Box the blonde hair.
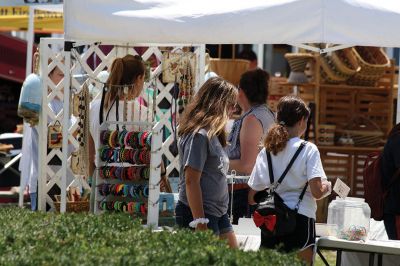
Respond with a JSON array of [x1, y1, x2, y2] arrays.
[[178, 77, 237, 146], [264, 96, 310, 155], [104, 55, 145, 110]]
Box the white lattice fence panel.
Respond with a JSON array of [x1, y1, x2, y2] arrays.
[[39, 39, 204, 212], [38, 38, 69, 211]]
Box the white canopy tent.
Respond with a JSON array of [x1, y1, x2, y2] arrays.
[[64, 0, 400, 122], [65, 0, 400, 48]]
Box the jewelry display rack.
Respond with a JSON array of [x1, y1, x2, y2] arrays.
[[94, 121, 163, 227]]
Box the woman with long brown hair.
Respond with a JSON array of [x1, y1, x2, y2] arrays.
[[89, 54, 147, 178], [175, 77, 238, 248], [248, 96, 331, 265]]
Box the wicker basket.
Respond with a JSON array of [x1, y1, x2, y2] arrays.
[[284, 53, 313, 83], [347, 47, 390, 86], [320, 48, 360, 84], [54, 200, 90, 212], [335, 116, 384, 147], [209, 58, 249, 86]]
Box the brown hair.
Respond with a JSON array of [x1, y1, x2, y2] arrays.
[[239, 68, 269, 105], [104, 54, 145, 110], [178, 77, 237, 146], [264, 96, 310, 155]]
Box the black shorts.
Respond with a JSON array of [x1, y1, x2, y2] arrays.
[[260, 213, 315, 253]]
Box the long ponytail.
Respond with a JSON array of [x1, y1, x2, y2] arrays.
[[264, 96, 310, 155], [103, 55, 145, 111]]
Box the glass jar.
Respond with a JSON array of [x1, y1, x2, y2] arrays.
[[327, 197, 371, 241]]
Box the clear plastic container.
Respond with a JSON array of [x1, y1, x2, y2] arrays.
[[17, 73, 42, 126], [327, 197, 371, 241]]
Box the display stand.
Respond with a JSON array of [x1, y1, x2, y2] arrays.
[[37, 38, 204, 213], [94, 121, 163, 227]]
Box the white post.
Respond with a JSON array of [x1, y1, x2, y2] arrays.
[[397, 52, 400, 124], [147, 122, 163, 228], [198, 44, 206, 87], [60, 47, 71, 213], [257, 44, 264, 69], [265, 44, 273, 74], [38, 40, 48, 211], [26, 6, 35, 77]]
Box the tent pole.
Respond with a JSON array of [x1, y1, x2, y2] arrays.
[[257, 44, 264, 69], [397, 52, 400, 124], [26, 6, 35, 77]]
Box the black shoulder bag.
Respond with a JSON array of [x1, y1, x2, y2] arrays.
[[253, 141, 308, 237]]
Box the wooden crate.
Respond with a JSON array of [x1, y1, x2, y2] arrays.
[[298, 85, 316, 104], [319, 85, 392, 135], [268, 77, 317, 112], [352, 153, 369, 197], [267, 77, 293, 112], [320, 150, 352, 184], [355, 89, 392, 134], [316, 146, 382, 222], [319, 86, 355, 129]]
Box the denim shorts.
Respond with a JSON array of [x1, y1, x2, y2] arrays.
[[175, 201, 233, 235]]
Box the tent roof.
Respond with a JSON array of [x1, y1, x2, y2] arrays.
[[65, 0, 400, 47]]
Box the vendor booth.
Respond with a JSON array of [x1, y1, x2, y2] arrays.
[[33, 1, 400, 257]]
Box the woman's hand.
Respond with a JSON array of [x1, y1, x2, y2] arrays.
[[309, 177, 331, 200]]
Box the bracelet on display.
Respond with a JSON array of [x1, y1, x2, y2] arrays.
[[189, 218, 209, 228]]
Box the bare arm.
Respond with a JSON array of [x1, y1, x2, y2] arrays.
[[309, 177, 330, 200], [185, 166, 207, 230], [229, 115, 263, 174]]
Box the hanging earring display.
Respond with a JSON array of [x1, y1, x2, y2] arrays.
[[178, 61, 193, 114], [72, 92, 80, 117], [48, 120, 63, 148], [162, 51, 196, 85], [71, 82, 90, 176]]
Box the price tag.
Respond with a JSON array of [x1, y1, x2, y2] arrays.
[[333, 178, 350, 198]]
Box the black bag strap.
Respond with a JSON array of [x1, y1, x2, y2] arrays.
[[266, 141, 307, 187], [266, 141, 308, 211], [295, 182, 309, 211]]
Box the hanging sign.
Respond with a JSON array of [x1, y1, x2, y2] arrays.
[[48, 120, 63, 148]]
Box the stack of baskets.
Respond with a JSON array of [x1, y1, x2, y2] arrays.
[[347, 46, 391, 86], [284, 53, 313, 83], [54, 200, 90, 212], [319, 46, 390, 86], [320, 48, 360, 84], [54, 194, 90, 212]]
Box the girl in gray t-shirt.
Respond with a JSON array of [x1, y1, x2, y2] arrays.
[[175, 77, 238, 248]]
